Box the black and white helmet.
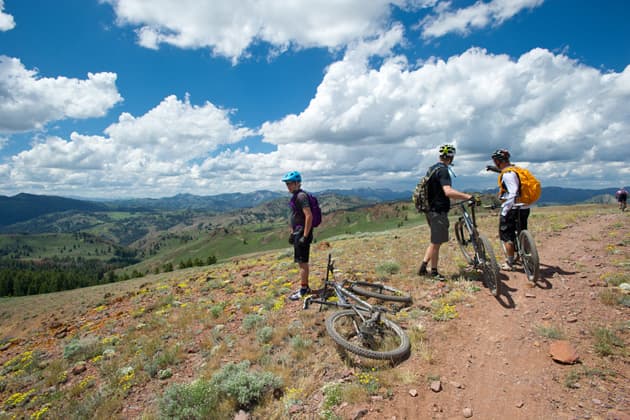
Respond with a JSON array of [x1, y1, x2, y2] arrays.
[[439, 144, 456, 158], [491, 149, 511, 162]]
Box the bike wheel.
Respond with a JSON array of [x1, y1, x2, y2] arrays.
[[518, 230, 540, 283], [454, 219, 474, 265], [348, 281, 412, 304], [478, 235, 501, 296], [325, 309, 410, 361]]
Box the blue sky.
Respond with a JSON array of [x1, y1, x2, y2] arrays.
[[0, 0, 629, 198]]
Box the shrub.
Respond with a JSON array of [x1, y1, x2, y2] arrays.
[[63, 337, 104, 362], [593, 327, 625, 357], [210, 361, 283, 408], [321, 382, 343, 409], [209, 304, 224, 319], [256, 326, 274, 344], [290, 334, 312, 351], [535, 325, 565, 340], [145, 346, 180, 378], [242, 313, 265, 331], [601, 272, 630, 287], [159, 379, 219, 420], [376, 261, 400, 275]]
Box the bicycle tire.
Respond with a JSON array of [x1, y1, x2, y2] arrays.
[[478, 235, 501, 296], [518, 230, 540, 283], [325, 309, 410, 361], [348, 281, 412, 304], [454, 219, 475, 265]]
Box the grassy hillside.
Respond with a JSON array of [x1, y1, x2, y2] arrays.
[[0, 204, 626, 419]]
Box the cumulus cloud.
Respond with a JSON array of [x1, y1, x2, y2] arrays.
[[6, 95, 256, 197], [0, 0, 15, 31], [0, 56, 123, 134], [260, 39, 630, 189], [104, 94, 252, 160], [4, 39, 630, 196], [101, 0, 415, 63], [419, 0, 544, 39]]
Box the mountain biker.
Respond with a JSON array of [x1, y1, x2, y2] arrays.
[[491, 149, 529, 271], [282, 170, 314, 300], [615, 187, 628, 211], [418, 144, 474, 280]]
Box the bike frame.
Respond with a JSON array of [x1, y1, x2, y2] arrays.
[[455, 201, 484, 265], [510, 203, 527, 253], [304, 255, 386, 318]]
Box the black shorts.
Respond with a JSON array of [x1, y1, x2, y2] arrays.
[[499, 208, 530, 243], [293, 231, 313, 263]]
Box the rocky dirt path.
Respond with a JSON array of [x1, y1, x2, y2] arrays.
[[338, 212, 629, 420]]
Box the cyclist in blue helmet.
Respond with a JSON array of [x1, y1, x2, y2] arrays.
[[418, 144, 473, 280], [282, 170, 313, 300], [281, 171, 302, 183]]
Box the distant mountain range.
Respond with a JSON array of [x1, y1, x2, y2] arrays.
[[0, 186, 625, 228]]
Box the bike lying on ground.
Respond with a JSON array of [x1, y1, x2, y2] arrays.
[[500, 203, 540, 283], [453, 199, 501, 296], [303, 254, 411, 362]]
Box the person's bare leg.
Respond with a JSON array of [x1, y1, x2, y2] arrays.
[[298, 262, 309, 288], [423, 243, 441, 270]]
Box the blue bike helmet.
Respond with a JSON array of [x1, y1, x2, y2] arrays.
[[281, 171, 302, 183]]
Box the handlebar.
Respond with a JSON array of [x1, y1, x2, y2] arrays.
[[451, 197, 481, 209]]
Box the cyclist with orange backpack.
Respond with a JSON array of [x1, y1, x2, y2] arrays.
[[491, 149, 540, 271]]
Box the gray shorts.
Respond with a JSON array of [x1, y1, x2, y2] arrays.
[[427, 211, 449, 244]]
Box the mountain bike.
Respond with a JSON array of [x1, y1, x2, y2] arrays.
[[303, 254, 411, 361], [453, 199, 501, 296], [500, 203, 540, 283]]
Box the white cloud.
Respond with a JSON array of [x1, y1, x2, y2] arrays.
[[5, 95, 256, 197], [0, 56, 123, 134], [104, 94, 253, 160], [101, 0, 414, 63], [0, 0, 15, 31], [419, 0, 544, 39], [4, 41, 630, 196], [260, 41, 630, 189]]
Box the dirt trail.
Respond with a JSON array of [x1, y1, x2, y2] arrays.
[[339, 212, 629, 420]]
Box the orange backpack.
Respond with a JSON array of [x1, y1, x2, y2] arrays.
[[499, 166, 541, 205]]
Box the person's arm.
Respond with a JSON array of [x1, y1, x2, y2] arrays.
[[443, 185, 472, 201], [302, 206, 313, 237], [501, 171, 519, 216]]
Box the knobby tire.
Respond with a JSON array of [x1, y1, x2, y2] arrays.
[[454, 219, 474, 265], [518, 230, 540, 283], [479, 235, 501, 296], [348, 282, 413, 304], [325, 309, 410, 361]]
